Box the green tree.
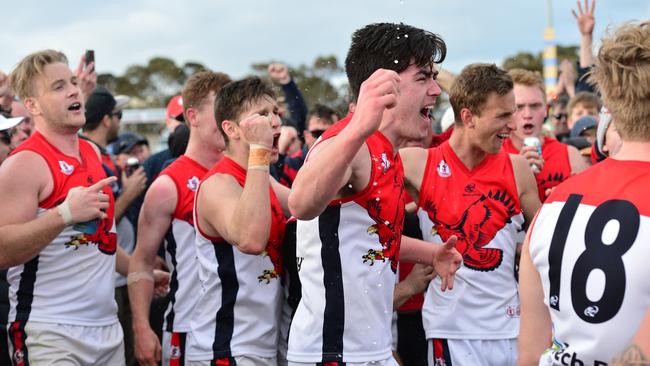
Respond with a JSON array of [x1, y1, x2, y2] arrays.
[[502, 45, 579, 73], [97, 57, 207, 108]]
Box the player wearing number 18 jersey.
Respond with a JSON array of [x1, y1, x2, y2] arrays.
[[518, 21, 650, 365]]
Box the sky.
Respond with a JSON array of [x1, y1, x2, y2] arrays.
[[1, 0, 648, 80]]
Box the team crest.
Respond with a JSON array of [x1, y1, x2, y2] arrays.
[[59, 160, 74, 175], [187, 176, 200, 191], [169, 345, 181, 359], [437, 160, 451, 178]]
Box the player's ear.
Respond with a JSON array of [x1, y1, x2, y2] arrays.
[[221, 119, 239, 140], [460, 108, 475, 129]]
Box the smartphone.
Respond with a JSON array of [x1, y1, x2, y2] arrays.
[[85, 50, 95, 70], [125, 157, 140, 177]]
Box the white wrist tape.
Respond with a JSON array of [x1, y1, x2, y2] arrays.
[[127, 271, 154, 285], [249, 143, 271, 151], [57, 201, 74, 226]]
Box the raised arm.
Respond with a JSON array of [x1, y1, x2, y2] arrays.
[[268, 63, 308, 133], [572, 0, 596, 68], [0, 151, 115, 269], [289, 69, 400, 219], [128, 175, 177, 366], [199, 114, 276, 254]]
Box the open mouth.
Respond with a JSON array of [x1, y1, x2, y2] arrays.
[[522, 123, 535, 134], [420, 106, 433, 121], [272, 133, 280, 150], [68, 102, 82, 112], [497, 132, 510, 140]]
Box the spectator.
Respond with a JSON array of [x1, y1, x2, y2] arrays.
[[570, 115, 597, 144], [83, 86, 129, 175], [566, 91, 601, 131], [573, 0, 597, 94], [0, 114, 22, 164], [401, 63, 540, 366], [0, 112, 23, 365], [519, 20, 650, 365], [0, 71, 14, 114], [143, 95, 185, 184], [549, 94, 570, 140], [277, 104, 339, 187], [267, 63, 308, 137], [83, 88, 146, 365], [113, 131, 150, 166], [0, 112, 26, 159], [10, 100, 34, 138]]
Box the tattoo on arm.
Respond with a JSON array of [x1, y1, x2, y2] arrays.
[[610, 345, 650, 366]]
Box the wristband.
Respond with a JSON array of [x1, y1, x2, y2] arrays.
[[127, 271, 154, 285], [249, 145, 271, 169], [57, 201, 74, 226]]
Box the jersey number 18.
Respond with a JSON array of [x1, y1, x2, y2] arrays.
[[547, 194, 639, 324]]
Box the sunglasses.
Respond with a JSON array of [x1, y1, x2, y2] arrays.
[[553, 113, 568, 120], [111, 110, 123, 119], [309, 129, 326, 138]]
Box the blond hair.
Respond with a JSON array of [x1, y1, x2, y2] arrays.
[[9, 50, 68, 100], [590, 21, 650, 140], [509, 68, 546, 101]]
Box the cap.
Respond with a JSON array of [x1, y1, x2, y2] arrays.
[[596, 107, 612, 156], [570, 115, 598, 139], [166, 95, 184, 121], [110, 131, 148, 155], [85, 86, 117, 126], [0, 113, 23, 131], [114, 95, 131, 111]]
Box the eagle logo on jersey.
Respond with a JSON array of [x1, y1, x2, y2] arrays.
[[59, 160, 74, 175], [257, 202, 285, 283], [423, 189, 517, 272], [364, 181, 405, 273], [63, 218, 117, 255], [64, 234, 91, 249]]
